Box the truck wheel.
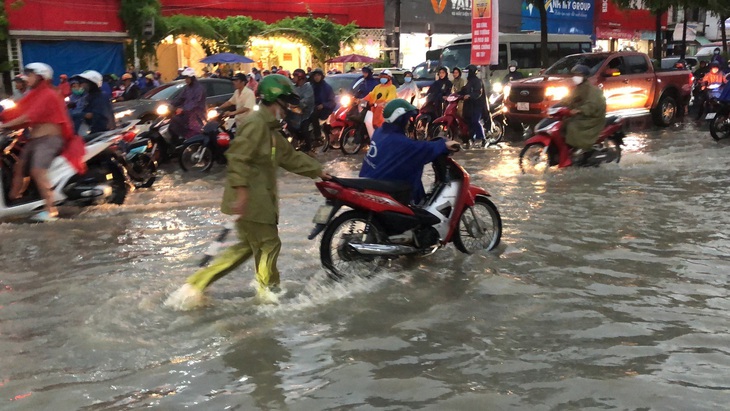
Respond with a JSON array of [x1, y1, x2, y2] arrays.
[[652, 96, 677, 127]]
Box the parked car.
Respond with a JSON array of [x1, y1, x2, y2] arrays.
[[113, 78, 235, 126], [504, 52, 694, 127]]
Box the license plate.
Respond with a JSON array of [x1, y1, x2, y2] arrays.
[[312, 205, 333, 224], [705, 113, 716, 120], [517, 102, 530, 111]]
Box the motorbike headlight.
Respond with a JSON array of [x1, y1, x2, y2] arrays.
[[156, 104, 170, 116], [545, 86, 570, 101], [340, 95, 352, 107], [0, 99, 16, 110], [207, 108, 218, 120], [503, 85, 511, 99], [114, 109, 134, 120], [492, 82, 503, 93]]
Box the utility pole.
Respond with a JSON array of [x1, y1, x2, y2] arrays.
[[394, 0, 401, 67]]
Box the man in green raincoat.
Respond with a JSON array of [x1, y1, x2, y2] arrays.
[[166, 74, 329, 309], [555, 64, 607, 167]]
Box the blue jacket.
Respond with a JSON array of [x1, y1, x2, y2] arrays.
[[353, 75, 379, 99], [359, 123, 449, 204], [719, 84, 730, 102], [84, 90, 115, 133], [311, 79, 336, 118]]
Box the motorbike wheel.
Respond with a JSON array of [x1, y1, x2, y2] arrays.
[[340, 126, 365, 155], [326, 126, 342, 151], [604, 138, 623, 163], [101, 156, 128, 205], [427, 124, 455, 141], [519, 142, 551, 174], [709, 112, 730, 141], [414, 116, 432, 141], [484, 120, 505, 146], [320, 210, 386, 281], [453, 195, 502, 254], [179, 143, 213, 172], [128, 153, 157, 188]]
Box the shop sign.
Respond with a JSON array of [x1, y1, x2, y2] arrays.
[[8, 0, 125, 33], [521, 0, 594, 35], [471, 0, 499, 65]]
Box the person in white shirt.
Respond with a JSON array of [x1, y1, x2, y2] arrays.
[[218, 72, 256, 128]]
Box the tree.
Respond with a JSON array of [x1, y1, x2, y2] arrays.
[[707, 0, 729, 54]]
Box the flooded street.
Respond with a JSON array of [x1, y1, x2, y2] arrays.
[[1, 120, 729, 409]]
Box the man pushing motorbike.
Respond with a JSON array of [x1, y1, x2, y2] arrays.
[[360, 99, 460, 204], [552, 64, 606, 168], [0, 63, 85, 222], [165, 74, 330, 309]]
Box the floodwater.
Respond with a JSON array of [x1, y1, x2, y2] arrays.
[[1, 119, 729, 410]]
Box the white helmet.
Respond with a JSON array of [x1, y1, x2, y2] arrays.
[[380, 69, 392, 77], [77, 70, 103, 88], [24, 62, 54, 80], [181, 67, 196, 77]]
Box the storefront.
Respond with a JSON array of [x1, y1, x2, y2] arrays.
[[5, 0, 126, 83], [594, 0, 666, 55]]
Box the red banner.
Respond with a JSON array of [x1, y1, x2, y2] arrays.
[[471, 0, 498, 65], [6, 0, 125, 33], [594, 0, 667, 39]]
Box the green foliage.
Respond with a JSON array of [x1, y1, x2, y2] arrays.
[[269, 16, 358, 63]]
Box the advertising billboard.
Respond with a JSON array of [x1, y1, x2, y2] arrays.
[[385, 0, 521, 34], [7, 0, 125, 34], [520, 0, 594, 35]]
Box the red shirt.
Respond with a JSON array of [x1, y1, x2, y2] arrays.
[[2, 81, 86, 173]]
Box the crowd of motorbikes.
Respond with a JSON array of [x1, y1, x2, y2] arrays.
[[691, 77, 730, 141]]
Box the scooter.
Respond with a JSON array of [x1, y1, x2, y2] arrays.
[[518, 105, 625, 174], [339, 99, 373, 155], [408, 93, 441, 141], [484, 86, 507, 146], [112, 126, 157, 188], [0, 123, 136, 220], [322, 94, 356, 151], [308, 147, 502, 280], [708, 99, 730, 141], [179, 108, 235, 172], [428, 93, 471, 143]]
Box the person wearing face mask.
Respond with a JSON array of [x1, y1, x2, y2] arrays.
[[460, 64, 487, 147], [710, 48, 727, 73], [165, 74, 330, 309], [73, 70, 114, 134], [67, 79, 89, 133], [363, 70, 398, 132], [353, 66, 379, 99], [554, 64, 606, 168], [396, 70, 419, 104], [503, 60, 525, 83]]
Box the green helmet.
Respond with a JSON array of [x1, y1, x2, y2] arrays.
[[383, 99, 417, 123], [257, 74, 300, 104]]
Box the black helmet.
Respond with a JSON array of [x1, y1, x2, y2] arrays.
[[571, 64, 591, 77], [361, 66, 373, 75], [465, 64, 478, 73], [509, 60, 518, 68], [311, 68, 325, 77], [710, 61, 720, 68]]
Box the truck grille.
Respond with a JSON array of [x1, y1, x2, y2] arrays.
[[509, 87, 545, 103]]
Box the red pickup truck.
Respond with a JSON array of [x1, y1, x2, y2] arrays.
[[503, 52, 693, 127]]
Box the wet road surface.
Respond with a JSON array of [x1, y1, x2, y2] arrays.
[[1, 119, 729, 409]]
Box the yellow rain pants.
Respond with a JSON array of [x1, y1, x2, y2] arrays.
[[186, 220, 281, 293]]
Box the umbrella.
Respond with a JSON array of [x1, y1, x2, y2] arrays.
[[325, 54, 382, 63], [200, 52, 254, 64]]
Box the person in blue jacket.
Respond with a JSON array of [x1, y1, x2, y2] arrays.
[[353, 66, 379, 99], [309, 68, 336, 143], [359, 99, 460, 204]]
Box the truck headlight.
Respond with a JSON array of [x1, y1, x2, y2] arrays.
[[503, 85, 511, 99], [492, 82, 503, 93], [545, 86, 569, 101]]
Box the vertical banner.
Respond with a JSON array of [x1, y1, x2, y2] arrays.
[[471, 0, 499, 65]]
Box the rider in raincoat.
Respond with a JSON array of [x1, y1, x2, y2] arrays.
[[167, 74, 329, 308]]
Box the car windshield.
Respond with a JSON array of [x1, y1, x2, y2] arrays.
[[544, 55, 608, 76], [439, 45, 471, 72], [325, 76, 359, 94], [142, 82, 185, 100]]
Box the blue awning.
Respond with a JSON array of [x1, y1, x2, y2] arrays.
[[21, 40, 124, 84]]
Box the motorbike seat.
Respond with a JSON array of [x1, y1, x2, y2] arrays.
[[604, 116, 620, 126], [333, 177, 412, 205]]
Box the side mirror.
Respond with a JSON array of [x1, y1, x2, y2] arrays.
[[602, 68, 620, 77]]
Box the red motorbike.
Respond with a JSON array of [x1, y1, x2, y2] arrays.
[[518, 106, 625, 174], [307, 150, 502, 280], [321, 94, 356, 151], [408, 94, 441, 141], [428, 93, 470, 143]]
